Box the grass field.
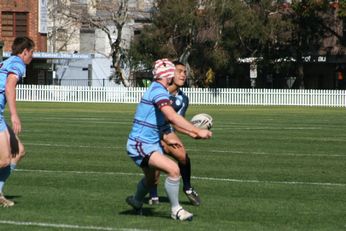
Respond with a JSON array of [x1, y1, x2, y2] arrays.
[[1, 102, 346, 231]]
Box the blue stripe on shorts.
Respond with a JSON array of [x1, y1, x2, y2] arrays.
[[126, 137, 163, 167]]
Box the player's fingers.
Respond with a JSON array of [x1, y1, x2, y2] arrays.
[[172, 143, 182, 148], [175, 143, 182, 148], [14, 123, 21, 135]]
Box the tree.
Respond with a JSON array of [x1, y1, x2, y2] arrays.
[[267, 0, 346, 89], [211, 0, 346, 89], [130, 0, 223, 87], [48, 0, 81, 52], [130, 0, 346, 88], [52, 0, 131, 86], [129, 0, 283, 87]]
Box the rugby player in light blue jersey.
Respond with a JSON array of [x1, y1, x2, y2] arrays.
[[0, 36, 34, 207], [126, 58, 212, 221], [149, 61, 201, 206]]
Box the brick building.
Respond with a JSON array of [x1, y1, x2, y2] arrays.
[[0, 0, 47, 52], [0, 0, 51, 84]]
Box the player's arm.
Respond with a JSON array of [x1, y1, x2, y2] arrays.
[[161, 106, 211, 139], [171, 94, 194, 136], [162, 131, 183, 149], [171, 123, 198, 138], [5, 74, 21, 134]]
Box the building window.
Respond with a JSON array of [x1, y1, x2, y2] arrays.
[[1, 12, 28, 37]]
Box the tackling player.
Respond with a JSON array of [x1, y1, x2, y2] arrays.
[[0, 36, 35, 207], [149, 61, 201, 206], [125, 58, 212, 221]]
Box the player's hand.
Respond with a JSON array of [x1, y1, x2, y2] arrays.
[[195, 129, 212, 139], [163, 132, 183, 148], [11, 114, 22, 135]]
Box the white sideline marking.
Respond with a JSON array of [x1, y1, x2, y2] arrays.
[[25, 142, 119, 149], [24, 142, 346, 157], [16, 169, 346, 187], [191, 176, 346, 187], [17, 169, 143, 177], [0, 220, 150, 231]]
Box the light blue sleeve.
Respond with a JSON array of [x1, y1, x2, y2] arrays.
[[150, 84, 170, 108], [7, 61, 25, 81]]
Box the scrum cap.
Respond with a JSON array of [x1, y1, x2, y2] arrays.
[[152, 58, 175, 79]]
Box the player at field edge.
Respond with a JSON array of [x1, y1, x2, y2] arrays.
[[125, 58, 212, 221], [0, 36, 34, 207], [148, 60, 202, 206]]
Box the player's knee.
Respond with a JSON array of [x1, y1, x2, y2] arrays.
[[178, 155, 187, 165], [178, 153, 190, 165], [18, 145, 26, 158], [168, 164, 180, 178], [171, 149, 187, 164]]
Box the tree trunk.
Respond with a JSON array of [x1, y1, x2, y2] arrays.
[[297, 63, 305, 89]]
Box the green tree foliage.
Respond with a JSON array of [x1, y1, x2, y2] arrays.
[[129, 0, 197, 66], [130, 0, 346, 88]]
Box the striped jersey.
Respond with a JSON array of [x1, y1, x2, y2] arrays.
[[128, 81, 171, 143], [0, 56, 26, 114]]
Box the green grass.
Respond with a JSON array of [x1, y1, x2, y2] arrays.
[[1, 102, 346, 231]]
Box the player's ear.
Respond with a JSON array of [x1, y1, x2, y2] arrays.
[[22, 48, 28, 56]]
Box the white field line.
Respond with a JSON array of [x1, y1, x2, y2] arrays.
[[24, 142, 346, 157], [0, 220, 150, 231], [16, 169, 346, 187], [24, 116, 337, 130]]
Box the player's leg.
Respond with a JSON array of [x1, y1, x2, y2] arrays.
[[10, 140, 25, 170], [148, 152, 193, 221], [162, 132, 201, 206], [148, 170, 160, 205], [126, 140, 161, 212], [162, 133, 189, 188], [0, 122, 14, 207], [6, 124, 25, 170], [126, 166, 155, 213]]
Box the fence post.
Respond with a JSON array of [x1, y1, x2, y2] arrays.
[[88, 64, 92, 87]]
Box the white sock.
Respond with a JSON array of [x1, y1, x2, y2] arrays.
[[164, 177, 181, 213], [10, 163, 17, 171]]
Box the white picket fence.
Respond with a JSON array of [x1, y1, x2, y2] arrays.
[[16, 84, 346, 107]]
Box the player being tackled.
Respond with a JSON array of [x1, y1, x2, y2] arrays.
[[125, 58, 212, 221], [148, 61, 210, 207]]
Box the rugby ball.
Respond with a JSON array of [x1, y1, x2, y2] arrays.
[[190, 113, 213, 130]]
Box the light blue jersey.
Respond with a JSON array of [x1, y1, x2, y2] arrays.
[[127, 81, 171, 167], [0, 56, 25, 114], [129, 81, 171, 143], [0, 56, 25, 131]]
